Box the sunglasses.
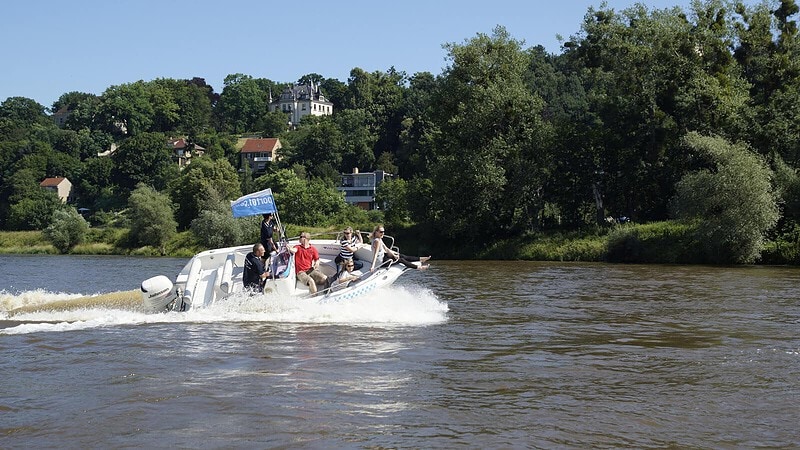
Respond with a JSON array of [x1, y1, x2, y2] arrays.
[[377, 230, 385, 233]]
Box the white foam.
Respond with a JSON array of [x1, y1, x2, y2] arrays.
[[0, 285, 448, 335], [0, 289, 83, 312]]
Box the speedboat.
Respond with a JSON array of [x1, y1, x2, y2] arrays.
[[140, 232, 419, 313], [140, 188, 425, 313]]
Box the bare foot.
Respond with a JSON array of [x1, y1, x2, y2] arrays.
[[420, 256, 431, 263], [418, 264, 429, 270]]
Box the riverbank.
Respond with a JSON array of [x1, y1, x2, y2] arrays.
[[1, 222, 798, 265], [0, 229, 202, 258]]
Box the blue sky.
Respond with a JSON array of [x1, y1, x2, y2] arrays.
[[2, 0, 716, 109]]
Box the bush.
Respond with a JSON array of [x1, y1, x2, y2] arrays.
[[605, 221, 699, 263], [191, 209, 245, 248], [127, 184, 177, 255], [43, 208, 90, 253]]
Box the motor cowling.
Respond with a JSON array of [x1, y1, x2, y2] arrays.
[[141, 275, 177, 313]]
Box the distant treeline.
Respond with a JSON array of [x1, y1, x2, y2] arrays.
[[1, 1, 799, 263]]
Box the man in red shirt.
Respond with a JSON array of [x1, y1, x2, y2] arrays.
[[289, 232, 328, 294]]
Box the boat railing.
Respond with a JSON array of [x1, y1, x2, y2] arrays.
[[308, 257, 398, 298]]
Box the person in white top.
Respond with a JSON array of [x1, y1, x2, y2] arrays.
[[334, 258, 362, 287], [369, 224, 430, 271]]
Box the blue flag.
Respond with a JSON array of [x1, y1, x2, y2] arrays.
[[230, 188, 277, 218]]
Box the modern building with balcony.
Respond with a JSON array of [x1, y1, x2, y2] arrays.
[[337, 168, 392, 210]]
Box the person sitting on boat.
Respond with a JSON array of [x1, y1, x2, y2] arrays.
[[289, 232, 328, 294], [334, 226, 363, 272], [334, 258, 362, 288], [369, 225, 431, 271], [260, 213, 278, 254], [243, 243, 270, 293]]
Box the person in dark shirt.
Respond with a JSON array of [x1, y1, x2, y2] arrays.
[[243, 243, 269, 293], [260, 213, 278, 253]]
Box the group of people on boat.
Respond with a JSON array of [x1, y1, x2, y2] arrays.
[[242, 215, 430, 295]]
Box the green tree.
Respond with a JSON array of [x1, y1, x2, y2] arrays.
[[6, 188, 63, 230], [335, 108, 377, 172], [168, 157, 241, 229], [429, 26, 551, 240], [190, 199, 248, 249], [44, 208, 89, 253], [0, 97, 49, 126], [215, 74, 270, 133], [376, 178, 409, 225], [112, 132, 175, 191], [97, 82, 155, 136], [127, 184, 177, 255], [51, 91, 96, 114], [670, 133, 779, 263], [396, 71, 439, 179], [560, 2, 752, 224], [261, 109, 291, 137], [256, 170, 347, 226], [282, 115, 343, 179], [343, 67, 406, 160]]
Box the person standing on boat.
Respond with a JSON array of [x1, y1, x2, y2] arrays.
[[335, 227, 363, 272], [369, 225, 430, 271], [243, 243, 270, 293], [260, 213, 278, 254], [289, 232, 328, 294]]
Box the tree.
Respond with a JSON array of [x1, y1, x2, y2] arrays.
[[127, 184, 177, 255], [0, 97, 48, 126], [335, 108, 377, 172], [281, 115, 343, 179], [97, 82, 155, 136], [190, 199, 250, 249], [261, 109, 290, 137], [376, 178, 409, 225], [429, 26, 551, 240], [215, 74, 270, 133], [6, 189, 63, 230], [343, 67, 406, 160], [44, 208, 89, 253], [670, 133, 779, 263], [255, 170, 348, 226], [51, 91, 95, 114], [112, 132, 175, 191], [168, 157, 241, 229]]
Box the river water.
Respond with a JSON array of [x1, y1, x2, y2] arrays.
[[1, 255, 798, 448]]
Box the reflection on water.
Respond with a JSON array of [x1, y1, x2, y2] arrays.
[[0, 256, 799, 448]]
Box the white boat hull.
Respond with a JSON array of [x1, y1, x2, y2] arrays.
[[140, 237, 414, 313]]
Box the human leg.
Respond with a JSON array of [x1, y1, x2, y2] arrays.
[[397, 254, 429, 270], [310, 269, 328, 289], [296, 271, 317, 293]]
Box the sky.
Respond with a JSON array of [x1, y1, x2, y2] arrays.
[[1, 0, 708, 110]]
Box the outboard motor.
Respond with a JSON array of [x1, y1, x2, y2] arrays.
[[141, 275, 178, 312]]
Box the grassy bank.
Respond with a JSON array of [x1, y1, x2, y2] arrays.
[[0, 229, 205, 258], [2, 221, 798, 265]]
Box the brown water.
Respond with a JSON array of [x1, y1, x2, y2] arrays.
[[1, 256, 798, 448]]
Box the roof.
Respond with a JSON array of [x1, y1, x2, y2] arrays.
[[240, 138, 281, 154], [168, 138, 205, 151], [40, 177, 68, 187]]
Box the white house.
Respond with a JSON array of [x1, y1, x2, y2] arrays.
[[40, 177, 73, 203], [269, 81, 333, 127]]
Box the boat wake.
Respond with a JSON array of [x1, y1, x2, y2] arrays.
[[0, 285, 448, 335]]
